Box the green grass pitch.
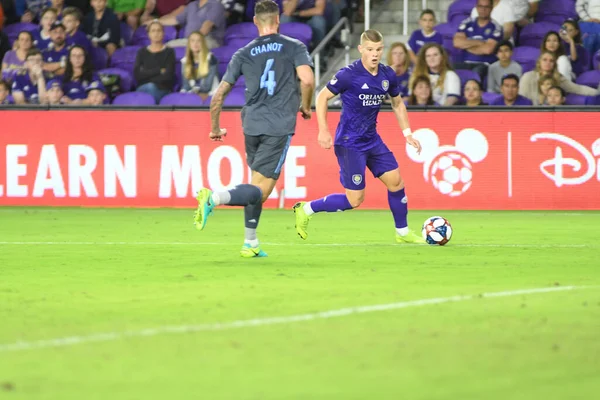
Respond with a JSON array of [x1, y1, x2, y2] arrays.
[[0, 207, 599, 399]]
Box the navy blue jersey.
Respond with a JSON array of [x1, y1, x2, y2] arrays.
[[327, 60, 401, 151]]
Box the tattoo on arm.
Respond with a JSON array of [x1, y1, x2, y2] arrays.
[[210, 81, 232, 130]]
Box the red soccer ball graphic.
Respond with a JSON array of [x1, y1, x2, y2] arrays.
[[429, 151, 473, 197]]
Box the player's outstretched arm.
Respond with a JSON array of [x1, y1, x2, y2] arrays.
[[209, 81, 232, 141], [390, 95, 422, 154], [296, 65, 315, 119], [315, 86, 336, 149]]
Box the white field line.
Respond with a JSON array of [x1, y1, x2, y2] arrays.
[[0, 286, 589, 353], [0, 241, 597, 248]]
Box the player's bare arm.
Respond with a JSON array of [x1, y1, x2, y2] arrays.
[[297, 64, 315, 119], [315, 86, 336, 149], [209, 81, 233, 141], [390, 94, 422, 154]]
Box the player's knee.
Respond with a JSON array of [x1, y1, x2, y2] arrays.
[[388, 177, 405, 192], [346, 192, 364, 208]]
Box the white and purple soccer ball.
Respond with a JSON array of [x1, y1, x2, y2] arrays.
[[422, 216, 453, 246]]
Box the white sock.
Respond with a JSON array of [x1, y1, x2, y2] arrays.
[[303, 202, 315, 216], [396, 227, 409, 236], [210, 193, 221, 206], [244, 238, 259, 248]]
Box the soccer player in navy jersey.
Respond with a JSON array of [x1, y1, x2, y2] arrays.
[[294, 29, 425, 244], [193, 0, 315, 258]]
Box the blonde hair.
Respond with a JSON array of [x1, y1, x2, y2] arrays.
[[535, 50, 561, 81], [411, 43, 452, 91], [387, 42, 410, 70], [538, 74, 558, 94], [360, 29, 383, 44], [184, 31, 210, 80]]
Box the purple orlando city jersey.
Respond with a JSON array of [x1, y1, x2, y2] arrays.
[[327, 60, 400, 152], [63, 73, 102, 100], [457, 17, 502, 64], [11, 72, 41, 103], [408, 29, 443, 56]]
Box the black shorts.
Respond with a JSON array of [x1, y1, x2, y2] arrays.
[[245, 134, 293, 180]]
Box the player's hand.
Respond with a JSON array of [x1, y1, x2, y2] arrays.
[[300, 107, 311, 120], [318, 130, 333, 149], [406, 135, 422, 155], [209, 128, 227, 142]]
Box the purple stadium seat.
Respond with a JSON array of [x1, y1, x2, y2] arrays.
[[455, 69, 480, 92], [226, 37, 254, 48], [519, 22, 561, 48], [202, 95, 212, 105], [112, 92, 156, 106], [120, 22, 133, 46], [585, 94, 600, 105], [447, 0, 476, 27], [3, 22, 38, 45], [224, 22, 259, 42], [90, 46, 109, 70], [565, 94, 591, 105], [435, 23, 462, 63], [109, 46, 142, 75], [131, 25, 177, 46], [212, 46, 239, 76], [159, 93, 204, 106], [575, 70, 600, 88], [97, 68, 134, 92], [512, 46, 540, 73], [234, 75, 245, 88], [223, 88, 246, 106], [482, 92, 501, 104], [280, 22, 312, 47], [593, 50, 600, 70], [174, 46, 186, 61]]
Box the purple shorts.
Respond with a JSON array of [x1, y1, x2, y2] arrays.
[[334, 142, 399, 190]]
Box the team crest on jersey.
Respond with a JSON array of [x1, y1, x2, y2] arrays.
[[485, 28, 491, 35], [382, 80, 389, 91], [330, 75, 338, 85], [352, 174, 363, 185]]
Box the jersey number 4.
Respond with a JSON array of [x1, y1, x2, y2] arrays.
[[260, 58, 277, 96]]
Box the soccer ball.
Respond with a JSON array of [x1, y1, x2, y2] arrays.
[[422, 216, 453, 245], [429, 151, 473, 197]]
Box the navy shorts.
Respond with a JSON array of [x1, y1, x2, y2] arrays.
[[245, 134, 292, 180], [334, 142, 399, 190]]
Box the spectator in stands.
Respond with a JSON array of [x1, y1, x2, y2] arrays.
[[86, 79, 108, 104], [537, 74, 558, 105], [576, 0, 600, 58], [560, 19, 589, 78], [281, 0, 327, 50], [412, 43, 461, 106], [180, 31, 217, 101], [471, 0, 539, 41], [140, 0, 190, 24], [1, 0, 19, 26], [108, 0, 145, 30], [151, 0, 226, 49], [61, 44, 102, 103], [490, 73, 532, 105], [0, 27, 8, 63], [463, 79, 486, 106], [65, 0, 91, 15], [407, 9, 443, 65], [134, 20, 175, 103], [44, 77, 64, 103], [519, 50, 598, 105], [546, 85, 566, 106], [16, 1, 51, 23], [541, 31, 573, 81], [406, 75, 436, 106], [42, 20, 68, 77], [222, 0, 248, 26], [11, 48, 47, 104], [386, 42, 410, 99], [83, 0, 121, 57], [33, 7, 58, 50], [486, 40, 521, 93], [2, 31, 33, 82], [453, 0, 502, 82], [51, 0, 65, 18], [0, 79, 12, 103], [63, 6, 93, 53]]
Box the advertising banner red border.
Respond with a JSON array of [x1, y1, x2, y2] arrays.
[[0, 110, 598, 210]]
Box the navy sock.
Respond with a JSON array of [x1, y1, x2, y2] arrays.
[[388, 188, 408, 229]]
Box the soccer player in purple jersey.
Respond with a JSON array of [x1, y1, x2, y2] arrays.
[[294, 29, 426, 244]]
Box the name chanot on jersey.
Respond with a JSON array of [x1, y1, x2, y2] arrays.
[[250, 42, 284, 56]]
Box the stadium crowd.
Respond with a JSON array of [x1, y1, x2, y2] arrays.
[[0, 0, 599, 106]]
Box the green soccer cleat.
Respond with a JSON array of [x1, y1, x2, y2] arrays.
[[240, 243, 268, 258], [193, 188, 215, 230], [293, 202, 311, 240], [396, 230, 426, 244]]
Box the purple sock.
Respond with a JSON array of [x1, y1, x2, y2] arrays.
[[388, 188, 408, 229], [310, 193, 353, 213]]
